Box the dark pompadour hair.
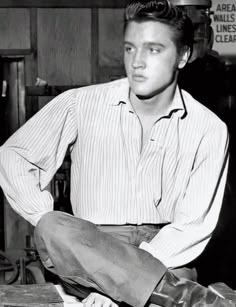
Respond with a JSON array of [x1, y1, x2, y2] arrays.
[[125, 0, 194, 55]]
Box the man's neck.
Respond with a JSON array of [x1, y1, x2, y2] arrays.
[[130, 83, 177, 118]]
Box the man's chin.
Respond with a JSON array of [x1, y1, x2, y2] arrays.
[[132, 91, 158, 100], [130, 84, 159, 100], [131, 86, 167, 100], [131, 88, 154, 100], [136, 93, 155, 100]]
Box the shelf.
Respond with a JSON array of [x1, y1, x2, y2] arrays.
[[26, 85, 86, 96]]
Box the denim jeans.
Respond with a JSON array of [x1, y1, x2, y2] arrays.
[[34, 211, 195, 307]]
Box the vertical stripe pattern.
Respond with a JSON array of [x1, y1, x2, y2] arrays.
[[0, 78, 229, 268]]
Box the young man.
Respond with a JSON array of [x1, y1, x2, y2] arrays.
[[0, 0, 231, 306]]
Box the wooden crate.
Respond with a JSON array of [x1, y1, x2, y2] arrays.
[[0, 283, 63, 307]]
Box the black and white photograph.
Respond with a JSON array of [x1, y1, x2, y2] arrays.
[[0, 0, 236, 306]]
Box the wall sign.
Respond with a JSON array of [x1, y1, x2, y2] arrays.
[[211, 0, 236, 57]]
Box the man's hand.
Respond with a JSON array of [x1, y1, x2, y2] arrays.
[[82, 292, 119, 307]]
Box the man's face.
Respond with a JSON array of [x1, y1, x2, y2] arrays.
[[124, 20, 187, 99]]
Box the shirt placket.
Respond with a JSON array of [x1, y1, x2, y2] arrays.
[[120, 103, 142, 223], [135, 123, 160, 224], [135, 117, 174, 224]]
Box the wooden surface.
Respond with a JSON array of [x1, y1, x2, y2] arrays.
[[0, 283, 63, 306], [26, 85, 85, 96], [37, 9, 92, 85], [0, 0, 127, 8], [99, 9, 124, 67], [0, 9, 30, 50]]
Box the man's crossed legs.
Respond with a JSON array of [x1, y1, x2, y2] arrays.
[[34, 211, 233, 307]]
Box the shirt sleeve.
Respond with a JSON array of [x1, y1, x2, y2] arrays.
[[139, 122, 229, 268], [0, 89, 78, 226]]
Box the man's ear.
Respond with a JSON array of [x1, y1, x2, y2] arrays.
[[178, 47, 191, 69]]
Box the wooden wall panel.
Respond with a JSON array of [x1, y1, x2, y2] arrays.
[[99, 9, 124, 67], [0, 9, 30, 50], [37, 9, 92, 85], [0, 0, 127, 8]]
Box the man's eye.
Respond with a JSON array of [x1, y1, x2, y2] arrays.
[[150, 48, 160, 53], [124, 46, 133, 53]]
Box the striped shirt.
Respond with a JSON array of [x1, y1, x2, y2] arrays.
[[0, 78, 229, 268]]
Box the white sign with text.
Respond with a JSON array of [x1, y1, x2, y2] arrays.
[[211, 0, 236, 56]]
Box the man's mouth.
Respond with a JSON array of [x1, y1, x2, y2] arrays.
[[132, 75, 147, 82]]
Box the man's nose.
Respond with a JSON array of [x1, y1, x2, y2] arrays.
[[132, 50, 145, 69]]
